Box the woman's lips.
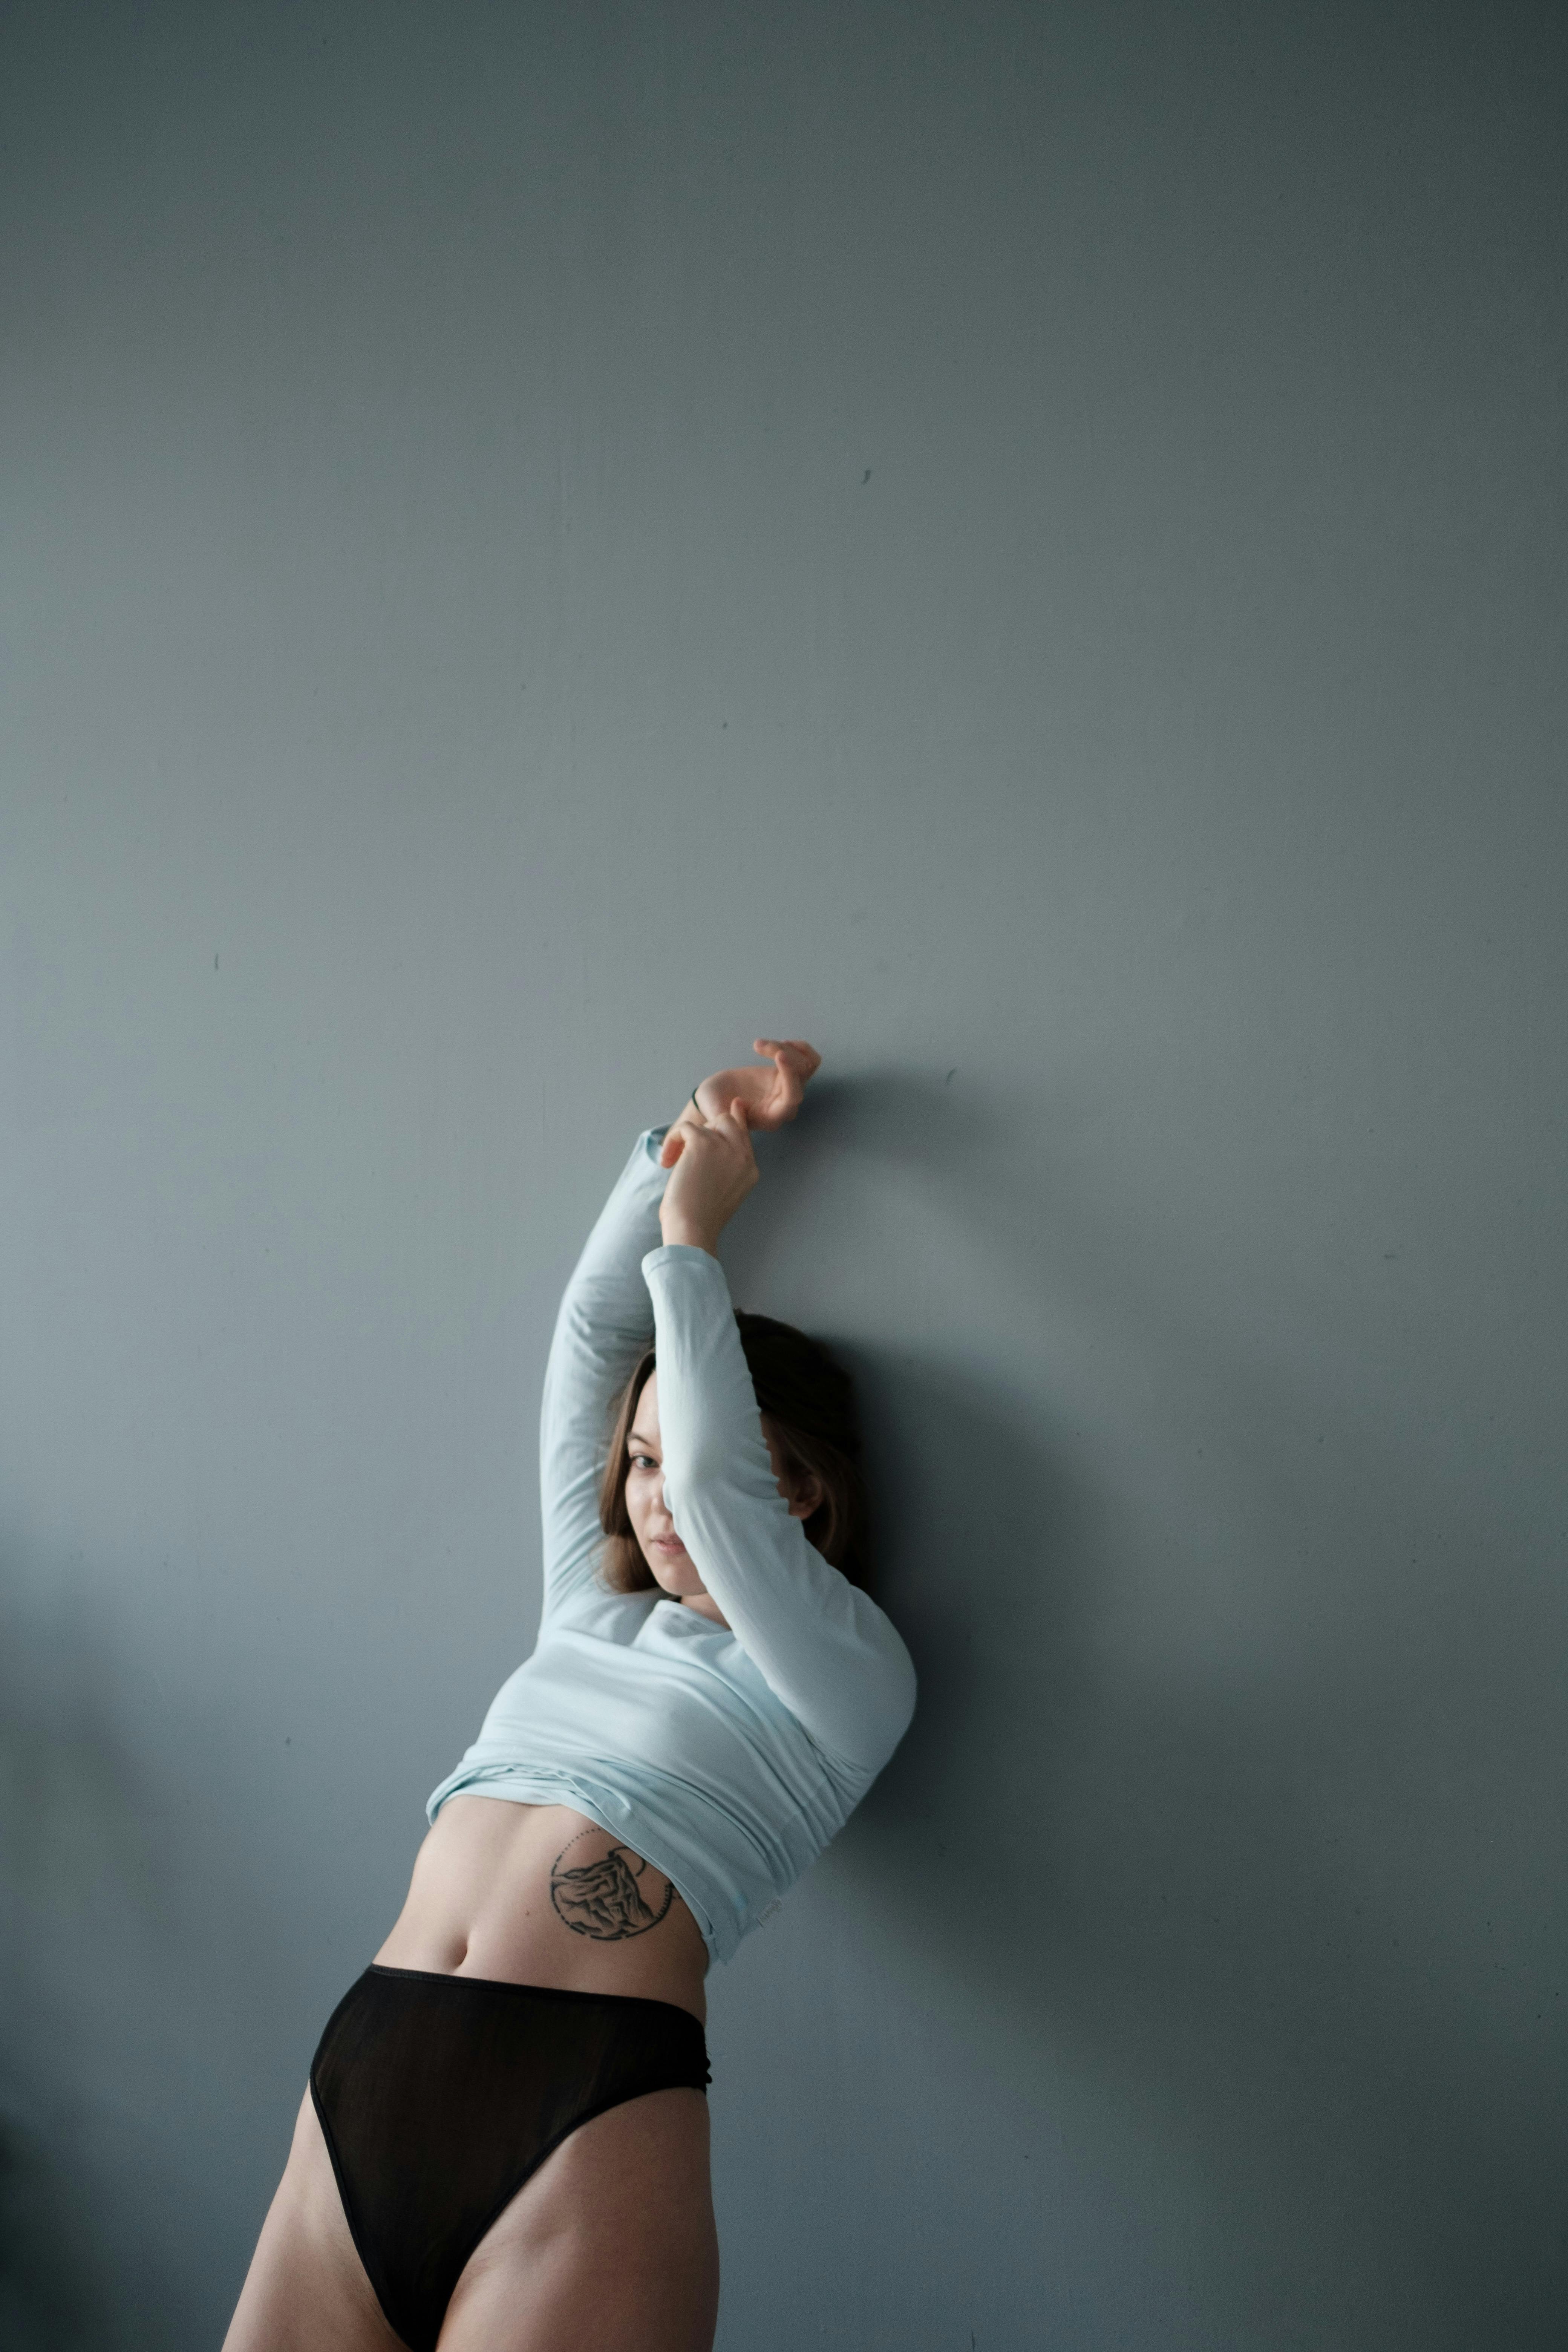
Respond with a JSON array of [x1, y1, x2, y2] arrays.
[[652, 1535, 687, 1554]]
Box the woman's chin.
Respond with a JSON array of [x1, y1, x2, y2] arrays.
[[646, 1555, 706, 1600]]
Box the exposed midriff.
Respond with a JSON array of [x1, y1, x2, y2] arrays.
[[372, 1796, 710, 2023]]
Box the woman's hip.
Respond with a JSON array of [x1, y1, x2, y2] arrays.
[[309, 1962, 713, 2352]]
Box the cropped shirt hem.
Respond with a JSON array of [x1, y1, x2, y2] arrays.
[[426, 1759, 727, 1960]]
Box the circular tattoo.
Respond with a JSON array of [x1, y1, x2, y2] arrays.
[[550, 1834, 675, 1942]]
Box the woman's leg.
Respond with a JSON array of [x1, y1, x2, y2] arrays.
[[221, 2089, 404, 2352], [436, 2087, 719, 2352]]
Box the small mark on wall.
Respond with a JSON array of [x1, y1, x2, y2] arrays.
[[862, 469, 871, 484]]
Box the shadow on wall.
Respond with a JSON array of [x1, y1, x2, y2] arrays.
[[752, 1071, 1566, 2346], [0, 2099, 93, 2352], [0, 1543, 196, 2349]]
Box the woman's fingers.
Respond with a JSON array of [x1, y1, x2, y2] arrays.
[[661, 1097, 707, 1162], [749, 1038, 820, 1123], [685, 1043, 818, 1136], [762, 1058, 801, 1116], [658, 1090, 760, 1249], [753, 1037, 819, 1076], [705, 1099, 753, 1148], [678, 1097, 754, 1159]]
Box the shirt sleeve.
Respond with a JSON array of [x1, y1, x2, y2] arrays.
[[641, 1243, 918, 1777], [538, 1129, 669, 1619]]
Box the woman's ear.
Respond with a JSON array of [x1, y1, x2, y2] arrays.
[[786, 1473, 825, 1522]]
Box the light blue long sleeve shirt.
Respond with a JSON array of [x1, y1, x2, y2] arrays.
[[426, 1129, 917, 1963]]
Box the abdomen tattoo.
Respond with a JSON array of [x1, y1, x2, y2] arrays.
[[550, 1833, 676, 1941]]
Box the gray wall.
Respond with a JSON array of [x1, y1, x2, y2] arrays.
[[3, 2, 1564, 2344]]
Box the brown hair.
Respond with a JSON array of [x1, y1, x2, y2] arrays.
[[597, 1311, 871, 1595]]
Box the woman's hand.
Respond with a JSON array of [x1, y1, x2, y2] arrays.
[[658, 1101, 760, 1255], [687, 1039, 821, 1133], [656, 1040, 819, 1252]]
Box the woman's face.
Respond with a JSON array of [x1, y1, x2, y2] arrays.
[[623, 1371, 819, 1624]]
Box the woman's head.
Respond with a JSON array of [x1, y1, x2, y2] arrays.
[[599, 1312, 870, 1602]]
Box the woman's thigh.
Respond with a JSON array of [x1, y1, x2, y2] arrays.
[[221, 2089, 403, 2352], [437, 2087, 719, 2352]]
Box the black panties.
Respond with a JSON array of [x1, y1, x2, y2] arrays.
[[309, 1964, 710, 2352]]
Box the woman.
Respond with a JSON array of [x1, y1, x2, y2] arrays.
[[223, 1038, 917, 2352]]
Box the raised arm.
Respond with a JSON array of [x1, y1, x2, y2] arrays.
[[538, 1131, 669, 1617], [643, 1242, 917, 1775], [639, 1049, 917, 1773], [539, 1041, 822, 1622]]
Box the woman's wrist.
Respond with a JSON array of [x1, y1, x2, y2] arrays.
[[658, 1212, 720, 1256]]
